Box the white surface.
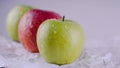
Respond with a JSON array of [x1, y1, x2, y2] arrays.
[[0, 36, 120, 68], [0, 0, 120, 40]]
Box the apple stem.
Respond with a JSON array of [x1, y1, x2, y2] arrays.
[[62, 16, 65, 22]]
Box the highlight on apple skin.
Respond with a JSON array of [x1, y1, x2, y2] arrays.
[[18, 9, 62, 53], [6, 5, 32, 41], [37, 18, 84, 65]]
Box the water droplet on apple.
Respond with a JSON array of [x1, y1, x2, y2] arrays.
[[64, 25, 69, 29], [54, 31, 57, 34], [51, 24, 54, 27]]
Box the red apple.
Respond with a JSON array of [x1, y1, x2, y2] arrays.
[[18, 9, 62, 53]]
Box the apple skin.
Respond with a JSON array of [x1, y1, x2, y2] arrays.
[[6, 5, 32, 41], [18, 9, 62, 53], [37, 19, 84, 65]]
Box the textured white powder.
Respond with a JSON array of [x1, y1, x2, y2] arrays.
[[0, 36, 120, 68]]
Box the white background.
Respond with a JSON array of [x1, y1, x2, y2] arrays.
[[0, 0, 120, 40]]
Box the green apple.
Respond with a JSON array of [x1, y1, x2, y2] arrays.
[[37, 17, 84, 65], [6, 5, 32, 41]]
